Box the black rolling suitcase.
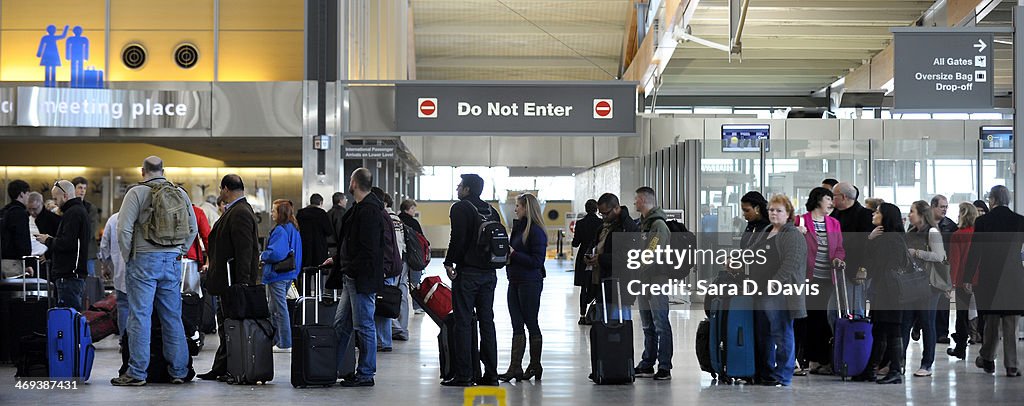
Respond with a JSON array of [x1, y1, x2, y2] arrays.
[[1, 256, 50, 364], [439, 312, 480, 381], [589, 279, 634, 385], [223, 260, 274, 385], [292, 267, 339, 388]]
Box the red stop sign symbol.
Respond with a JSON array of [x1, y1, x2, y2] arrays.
[[418, 98, 437, 118], [593, 99, 612, 119]]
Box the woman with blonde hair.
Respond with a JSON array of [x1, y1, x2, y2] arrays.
[[261, 199, 302, 352], [498, 193, 548, 382]]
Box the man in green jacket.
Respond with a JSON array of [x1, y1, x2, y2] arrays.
[[632, 186, 674, 381]]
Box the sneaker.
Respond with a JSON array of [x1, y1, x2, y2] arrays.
[[273, 346, 291, 353], [913, 368, 932, 377], [653, 369, 672, 381], [634, 365, 655, 378], [170, 377, 186, 385], [110, 375, 146, 386]]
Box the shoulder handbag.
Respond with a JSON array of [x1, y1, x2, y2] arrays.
[[374, 285, 402, 319], [894, 252, 931, 306], [266, 226, 296, 274]]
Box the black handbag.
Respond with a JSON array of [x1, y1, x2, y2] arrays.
[[223, 259, 270, 320], [894, 255, 931, 306], [374, 285, 402, 319], [266, 226, 296, 274]]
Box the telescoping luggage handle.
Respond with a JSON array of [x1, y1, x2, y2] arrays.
[[599, 278, 625, 324], [21, 255, 45, 303], [832, 263, 852, 320], [299, 266, 327, 324]]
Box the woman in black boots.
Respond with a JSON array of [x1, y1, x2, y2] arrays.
[[498, 193, 548, 382], [855, 203, 908, 384]]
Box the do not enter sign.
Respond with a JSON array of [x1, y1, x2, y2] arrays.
[[418, 98, 437, 118], [593, 99, 613, 119]]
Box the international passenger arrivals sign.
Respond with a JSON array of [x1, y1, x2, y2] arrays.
[[395, 82, 638, 136]]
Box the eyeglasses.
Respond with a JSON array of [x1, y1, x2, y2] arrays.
[[599, 208, 613, 217]]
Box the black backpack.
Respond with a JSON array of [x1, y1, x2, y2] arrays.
[[664, 220, 696, 278], [471, 204, 509, 269]]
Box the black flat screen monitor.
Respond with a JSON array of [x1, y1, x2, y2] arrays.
[[980, 126, 1012, 153], [722, 124, 770, 152]]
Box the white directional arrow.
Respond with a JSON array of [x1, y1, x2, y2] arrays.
[[974, 39, 988, 53]]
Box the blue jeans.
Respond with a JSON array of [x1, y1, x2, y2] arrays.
[[125, 252, 189, 380], [116, 290, 129, 336], [409, 268, 423, 311], [901, 291, 941, 369], [637, 293, 673, 370], [375, 276, 399, 348], [334, 276, 376, 380], [86, 259, 96, 277], [268, 280, 292, 348], [508, 281, 543, 337], [757, 295, 795, 385], [392, 266, 410, 339], [55, 277, 85, 312]]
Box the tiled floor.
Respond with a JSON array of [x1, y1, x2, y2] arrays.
[[2, 259, 1023, 405]]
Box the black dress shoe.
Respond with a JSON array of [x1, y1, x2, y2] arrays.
[[196, 371, 223, 381], [851, 372, 876, 382], [475, 376, 499, 386], [937, 337, 950, 344], [876, 373, 903, 384], [340, 378, 374, 387], [947, 347, 966, 360], [1007, 368, 1022, 377], [759, 378, 781, 386], [441, 378, 474, 387], [976, 356, 996, 374]]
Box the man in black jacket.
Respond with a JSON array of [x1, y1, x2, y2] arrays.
[[2, 180, 33, 278], [296, 193, 332, 269], [326, 192, 348, 255], [442, 174, 502, 387], [35, 180, 91, 311], [830, 182, 874, 318], [571, 199, 602, 325], [72, 177, 100, 277], [324, 168, 384, 387], [197, 174, 260, 382]]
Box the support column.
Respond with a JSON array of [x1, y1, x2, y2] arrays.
[[303, 0, 343, 202], [1015, 3, 1024, 209]]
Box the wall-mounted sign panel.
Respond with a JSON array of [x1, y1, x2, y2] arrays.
[[394, 82, 637, 136], [14, 87, 210, 129], [343, 145, 396, 160], [0, 88, 15, 126], [893, 28, 996, 111]]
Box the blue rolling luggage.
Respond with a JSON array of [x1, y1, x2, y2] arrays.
[[708, 295, 755, 382], [47, 307, 95, 381], [832, 265, 873, 379]]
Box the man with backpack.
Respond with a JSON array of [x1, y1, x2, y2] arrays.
[[442, 174, 508, 387], [632, 187, 674, 381], [323, 168, 384, 387], [111, 156, 198, 386]]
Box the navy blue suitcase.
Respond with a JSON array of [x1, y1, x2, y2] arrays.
[[708, 295, 755, 381], [47, 307, 95, 381]]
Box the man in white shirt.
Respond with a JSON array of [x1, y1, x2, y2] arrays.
[[99, 212, 128, 337]]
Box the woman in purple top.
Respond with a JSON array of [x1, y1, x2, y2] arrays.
[[498, 193, 547, 383]]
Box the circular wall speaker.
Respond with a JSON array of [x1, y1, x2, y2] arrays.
[[547, 209, 560, 220], [121, 44, 147, 69], [174, 43, 199, 69]]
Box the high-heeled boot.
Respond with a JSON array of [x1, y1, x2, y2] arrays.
[[498, 334, 526, 382], [522, 335, 544, 381]]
